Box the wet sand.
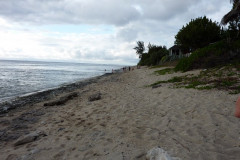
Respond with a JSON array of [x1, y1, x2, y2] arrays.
[[0, 66, 240, 160]]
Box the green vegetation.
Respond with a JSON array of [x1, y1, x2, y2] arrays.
[[175, 40, 240, 72], [151, 66, 240, 94], [150, 61, 179, 69], [137, 43, 168, 66], [175, 16, 221, 52], [154, 68, 175, 75], [133, 41, 145, 58]]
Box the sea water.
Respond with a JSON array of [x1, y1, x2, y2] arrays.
[[0, 60, 123, 102]]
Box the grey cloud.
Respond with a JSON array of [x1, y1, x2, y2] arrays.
[[74, 49, 118, 62], [73, 45, 137, 64], [0, 0, 230, 26], [140, 0, 197, 20], [0, 0, 140, 26], [116, 25, 139, 42]]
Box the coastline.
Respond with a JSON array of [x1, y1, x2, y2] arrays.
[[0, 66, 239, 160], [0, 72, 114, 114]]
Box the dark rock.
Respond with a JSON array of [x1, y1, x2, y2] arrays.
[[0, 130, 29, 142], [152, 84, 162, 89], [58, 128, 65, 132], [12, 113, 39, 125], [14, 131, 47, 146], [88, 93, 101, 102], [33, 111, 45, 116], [44, 92, 78, 106], [11, 124, 29, 130], [0, 130, 4, 137]]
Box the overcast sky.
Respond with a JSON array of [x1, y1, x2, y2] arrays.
[[0, 0, 232, 65]]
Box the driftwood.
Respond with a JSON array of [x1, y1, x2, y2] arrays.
[[14, 131, 47, 146], [44, 92, 78, 106]]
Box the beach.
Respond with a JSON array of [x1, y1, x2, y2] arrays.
[[0, 66, 240, 160]]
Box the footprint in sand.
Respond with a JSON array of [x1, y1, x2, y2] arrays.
[[74, 154, 79, 158], [65, 136, 71, 140], [53, 150, 65, 159], [70, 147, 76, 151], [60, 144, 65, 148], [100, 123, 106, 127]]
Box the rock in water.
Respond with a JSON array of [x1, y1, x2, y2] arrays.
[[88, 93, 101, 102], [14, 131, 47, 146], [146, 147, 174, 160]]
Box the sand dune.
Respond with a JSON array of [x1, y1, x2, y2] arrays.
[[0, 66, 240, 160]]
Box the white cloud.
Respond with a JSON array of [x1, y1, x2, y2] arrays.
[[0, 18, 138, 64]]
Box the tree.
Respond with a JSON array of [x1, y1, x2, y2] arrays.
[[147, 45, 168, 65], [133, 41, 145, 58], [221, 0, 240, 25], [222, 0, 240, 39], [138, 43, 168, 66], [175, 16, 221, 51]]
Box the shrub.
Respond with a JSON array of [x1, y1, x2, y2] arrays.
[[175, 16, 221, 51], [175, 40, 240, 71], [138, 44, 168, 66]]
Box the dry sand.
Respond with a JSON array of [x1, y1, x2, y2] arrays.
[[0, 66, 240, 160]]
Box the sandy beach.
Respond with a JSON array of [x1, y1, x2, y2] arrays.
[[0, 66, 240, 160]]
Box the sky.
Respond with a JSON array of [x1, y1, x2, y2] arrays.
[[0, 0, 232, 65]]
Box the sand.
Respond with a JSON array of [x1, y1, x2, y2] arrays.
[[0, 66, 240, 160]]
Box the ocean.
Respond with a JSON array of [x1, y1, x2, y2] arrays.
[[0, 60, 123, 102]]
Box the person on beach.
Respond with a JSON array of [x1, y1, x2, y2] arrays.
[[129, 67, 131, 71]]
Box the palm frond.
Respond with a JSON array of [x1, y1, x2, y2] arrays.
[[221, 9, 240, 24], [221, 1, 240, 25]]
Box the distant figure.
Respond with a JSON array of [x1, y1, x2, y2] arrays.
[[104, 69, 106, 72], [129, 67, 131, 71], [112, 69, 114, 73]]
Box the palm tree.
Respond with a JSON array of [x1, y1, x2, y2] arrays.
[[133, 41, 145, 58], [221, 0, 240, 25]]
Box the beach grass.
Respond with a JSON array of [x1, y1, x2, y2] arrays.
[[154, 68, 175, 75], [151, 65, 240, 94]]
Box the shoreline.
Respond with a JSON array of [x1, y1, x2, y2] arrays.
[[0, 72, 114, 114]]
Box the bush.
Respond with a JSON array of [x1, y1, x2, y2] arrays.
[[175, 16, 221, 51], [138, 45, 168, 66], [175, 40, 240, 71], [138, 53, 150, 66]]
